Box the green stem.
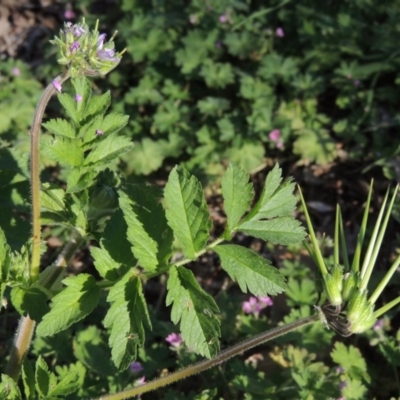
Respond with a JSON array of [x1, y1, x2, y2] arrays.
[[97, 314, 319, 400], [6, 232, 83, 381], [30, 71, 70, 283]]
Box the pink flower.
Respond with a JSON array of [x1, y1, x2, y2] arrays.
[[70, 41, 79, 52], [269, 129, 281, 142], [12, 67, 20, 76], [75, 94, 83, 102], [64, 9, 76, 20], [52, 79, 62, 93], [276, 27, 285, 37], [166, 332, 183, 347], [134, 376, 146, 386], [373, 319, 384, 331], [130, 361, 143, 373], [97, 33, 107, 49], [219, 14, 228, 23], [242, 296, 273, 316], [189, 14, 198, 24], [95, 129, 104, 135]]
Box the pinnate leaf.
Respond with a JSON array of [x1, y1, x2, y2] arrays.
[[164, 166, 212, 259], [119, 185, 173, 272], [10, 286, 49, 321], [84, 134, 133, 166], [221, 163, 254, 233], [36, 274, 100, 336], [215, 244, 286, 295], [42, 118, 75, 138], [57, 93, 78, 125], [238, 217, 305, 244], [0, 374, 21, 399], [166, 266, 220, 358], [41, 136, 83, 167], [103, 272, 151, 370]]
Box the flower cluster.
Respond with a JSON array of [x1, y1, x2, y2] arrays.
[[50, 20, 124, 77], [242, 296, 273, 317]]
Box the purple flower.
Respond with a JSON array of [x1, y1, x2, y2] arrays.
[[242, 296, 273, 316], [215, 41, 222, 49], [64, 9, 76, 20], [12, 67, 20, 76], [336, 366, 345, 374], [373, 319, 384, 331], [353, 79, 360, 87], [97, 48, 120, 62], [130, 361, 143, 373], [189, 14, 198, 24], [269, 129, 281, 142], [75, 94, 83, 102], [70, 25, 85, 37], [219, 14, 228, 23], [70, 41, 79, 52], [276, 27, 285, 37], [97, 33, 107, 49], [166, 332, 183, 347], [95, 129, 104, 136], [52, 79, 62, 93], [258, 296, 273, 306]]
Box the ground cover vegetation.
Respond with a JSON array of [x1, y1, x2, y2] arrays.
[[1, 1, 400, 399]]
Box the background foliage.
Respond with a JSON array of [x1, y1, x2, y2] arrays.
[[1, 0, 400, 399]]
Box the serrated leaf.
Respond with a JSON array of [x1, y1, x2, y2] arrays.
[[57, 93, 78, 125], [164, 166, 212, 259], [118, 185, 173, 272], [221, 163, 254, 233], [83, 91, 111, 120], [41, 136, 84, 167], [101, 209, 136, 267], [238, 217, 305, 244], [103, 272, 151, 370], [41, 184, 65, 212], [22, 359, 35, 400], [71, 76, 92, 121], [35, 356, 52, 397], [10, 286, 49, 321], [42, 119, 76, 138], [84, 134, 133, 166], [91, 246, 121, 281], [48, 370, 80, 397], [0, 227, 11, 283], [247, 164, 296, 221], [36, 274, 100, 336], [215, 244, 286, 295], [166, 266, 220, 358], [66, 168, 97, 193], [0, 374, 21, 400], [331, 342, 370, 383]]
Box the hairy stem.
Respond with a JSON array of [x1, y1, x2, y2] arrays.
[[30, 71, 70, 283], [98, 314, 319, 400], [6, 232, 83, 381]]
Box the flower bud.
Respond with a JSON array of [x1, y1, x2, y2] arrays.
[[341, 272, 359, 302], [346, 291, 376, 334], [323, 265, 344, 306]]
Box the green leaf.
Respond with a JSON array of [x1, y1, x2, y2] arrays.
[[221, 163, 254, 233], [101, 209, 136, 267], [118, 185, 173, 272], [10, 286, 49, 321], [57, 93, 78, 125], [91, 245, 122, 282], [41, 184, 65, 213], [0, 374, 21, 400], [73, 326, 115, 376], [238, 217, 305, 245], [103, 272, 151, 370], [42, 119, 76, 138], [83, 91, 111, 120], [331, 342, 370, 383], [41, 136, 84, 167], [84, 134, 133, 166], [164, 166, 212, 259], [66, 168, 96, 193], [247, 164, 296, 220], [71, 76, 92, 121], [22, 359, 35, 400], [166, 266, 220, 358], [214, 244, 286, 296], [35, 356, 53, 398], [0, 228, 11, 302], [36, 274, 100, 336], [47, 369, 80, 397]]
